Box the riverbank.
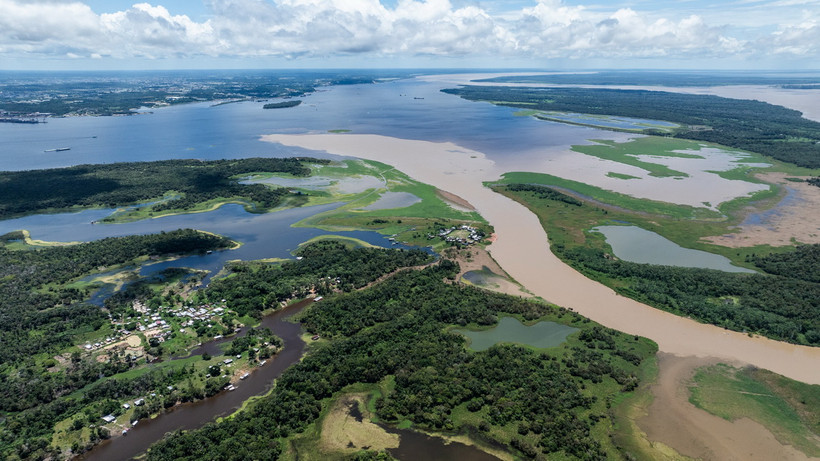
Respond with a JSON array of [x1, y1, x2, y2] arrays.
[[638, 354, 815, 460], [262, 133, 820, 385]]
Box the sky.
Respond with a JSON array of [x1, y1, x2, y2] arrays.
[[0, 0, 818, 70]]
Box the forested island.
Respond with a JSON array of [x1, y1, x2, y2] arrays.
[[443, 86, 820, 168], [497, 184, 820, 346], [0, 157, 328, 220], [263, 100, 301, 109]]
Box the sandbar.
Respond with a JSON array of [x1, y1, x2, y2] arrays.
[[639, 354, 815, 460], [262, 133, 820, 385]]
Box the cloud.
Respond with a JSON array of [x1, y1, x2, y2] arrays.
[[0, 0, 816, 63]]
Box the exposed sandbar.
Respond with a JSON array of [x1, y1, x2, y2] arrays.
[[262, 133, 820, 385], [639, 354, 815, 460]]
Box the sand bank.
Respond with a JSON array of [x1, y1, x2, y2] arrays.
[[704, 172, 820, 247], [639, 354, 814, 460], [262, 133, 820, 385]]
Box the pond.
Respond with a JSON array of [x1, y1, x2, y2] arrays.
[[453, 317, 578, 352], [592, 225, 755, 273]]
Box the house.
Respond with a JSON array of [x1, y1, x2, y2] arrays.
[[102, 415, 116, 423]]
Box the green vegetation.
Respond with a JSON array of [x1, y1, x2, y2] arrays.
[[0, 229, 233, 365], [263, 100, 301, 109], [690, 363, 820, 456], [573, 138, 709, 178], [0, 230, 238, 459], [0, 238, 432, 460], [443, 86, 820, 168], [146, 256, 657, 461], [497, 184, 820, 345], [495, 172, 716, 219], [606, 172, 640, 180], [474, 71, 820, 88], [0, 157, 328, 221], [205, 240, 433, 317], [752, 244, 820, 283], [0, 71, 395, 116], [277, 159, 489, 250]]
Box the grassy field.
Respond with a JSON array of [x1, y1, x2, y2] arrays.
[[571, 138, 702, 178], [493, 171, 720, 220], [286, 382, 399, 461], [289, 159, 489, 250], [689, 364, 820, 456], [497, 134, 817, 223]]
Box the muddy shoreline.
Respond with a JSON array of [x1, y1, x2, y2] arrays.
[[262, 133, 820, 385]]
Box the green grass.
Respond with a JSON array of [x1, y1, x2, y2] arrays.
[[491, 183, 772, 270], [689, 363, 820, 456], [493, 171, 717, 220], [606, 172, 641, 180], [571, 138, 706, 178]]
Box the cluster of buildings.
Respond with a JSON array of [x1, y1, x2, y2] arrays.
[[169, 302, 227, 328], [430, 224, 484, 246]]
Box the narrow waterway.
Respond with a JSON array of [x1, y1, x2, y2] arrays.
[[79, 299, 311, 461]]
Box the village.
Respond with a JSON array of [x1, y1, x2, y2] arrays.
[[429, 224, 485, 247]]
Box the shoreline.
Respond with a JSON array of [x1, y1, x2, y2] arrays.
[[638, 353, 814, 460], [262, 132, 820, 385]]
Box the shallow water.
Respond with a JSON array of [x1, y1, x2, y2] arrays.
[[0, 202, 423, 286], [453, 316, 578, 351], [593, 225, 755, 273], [360, 191, 422, 210]]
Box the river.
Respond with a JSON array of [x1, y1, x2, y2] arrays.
[[79, 299, 311, 461], [3, 72, 819, 459], [264, 133, 820, 385]]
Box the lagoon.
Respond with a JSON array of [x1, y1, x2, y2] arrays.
[[0, 202, 423, 286], [593, 225, 755, 273], [454, 316, 578, 352]]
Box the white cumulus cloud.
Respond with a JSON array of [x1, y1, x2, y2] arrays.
[[0, 0, 816, 64]]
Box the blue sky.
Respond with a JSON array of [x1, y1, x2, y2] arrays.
[[0, 0, 817, 70]]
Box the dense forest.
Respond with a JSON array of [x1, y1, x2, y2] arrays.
[[0, 239, 434, 460], [443, 86, 820, 168], [146, 258, 656, 461], [206, 241, 433, 317], [500, 184, 820, 346], [0, 229, 233, 366], [474, 71, 820, 87], [263, 100, 301, 109], [0, 157, 327, 219]]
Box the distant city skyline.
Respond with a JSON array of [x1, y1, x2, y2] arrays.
[[1, 0, 818, 70]]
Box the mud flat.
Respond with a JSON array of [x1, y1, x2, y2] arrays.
[[704, 172, 820, 247], [639, 354, 814, 461], [262, 133, 820, 385]]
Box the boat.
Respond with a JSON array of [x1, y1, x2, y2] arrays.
[[240, 373, 250, 380], [44, 147, 70, 152]]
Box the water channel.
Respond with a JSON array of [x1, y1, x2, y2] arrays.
[[79, 299, 311, 461]]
